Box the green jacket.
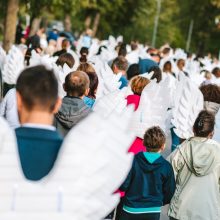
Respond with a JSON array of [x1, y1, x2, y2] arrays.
[[168, 137, 220, 220]]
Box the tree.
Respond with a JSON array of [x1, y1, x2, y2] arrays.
[[3, 0, 19, 52]]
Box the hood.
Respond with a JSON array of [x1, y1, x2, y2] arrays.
[[55, 96, 91, 129], [178, 137, 220, 176], [136, 152, 164, 172], [126, 94, 140, 111]]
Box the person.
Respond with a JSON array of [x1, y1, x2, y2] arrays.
[[212, 67, 220, 85], [127, 64, 140, 81], [163, 61, 176, 78], [149, 66, 162, 83], [55, 71, 91, 136], [200, 84, 220, 114], [56, 52, 75, 68], [79, 47, 89, 63], [168, 110, 220, 220], [119, 126, 175, 220], [77, 63, 99, 108], [175, 59, 189, 81], [53, 38, 70, 57], [139, 57, 159, 74], [112, 56, 129, 89], [15, 65, 63, 181]]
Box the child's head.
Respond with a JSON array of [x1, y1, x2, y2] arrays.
[[143, 126, 166, 152], [64, 71, 90, 98], [127, 64, 140, 80], [56, 53, 75, 68], [112, 56, 128, 74], [204, 71, 212, 80], [77, 63, 98, 99], [16, 65, 60, 121], [130, 76, 150, 96], [193, 110, 215, 138]]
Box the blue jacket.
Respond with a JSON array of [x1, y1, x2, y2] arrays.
[[120, 152, 175, 212], [15, 127, 63, 181], [139, 58, 158, 74]]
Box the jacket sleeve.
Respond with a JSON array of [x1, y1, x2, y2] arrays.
[[162, 163, 176, 205], [119, 159, 135, 192]]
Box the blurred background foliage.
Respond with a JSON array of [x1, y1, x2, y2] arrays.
[[1, 0, 220, 54]]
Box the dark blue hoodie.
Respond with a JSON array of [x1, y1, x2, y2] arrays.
[[120, 152, 175, 213]]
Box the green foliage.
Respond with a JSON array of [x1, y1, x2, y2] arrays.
[[0, 0, 219, 54]]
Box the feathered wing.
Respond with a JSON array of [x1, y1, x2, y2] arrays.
[[130, 79, 171, 138], [95, 62, 122, 99], [171, 78, 204, 139], [93, 90, 127, 117], [0, 46, 6, 70], [2, 46, 24, 84], [0, 108, 134, 220], [213, 109, 220, 143]]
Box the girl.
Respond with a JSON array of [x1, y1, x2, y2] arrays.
[[168, 110, 220, 220]]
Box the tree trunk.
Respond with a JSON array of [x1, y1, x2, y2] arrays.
[[29, 17, 42, 37], [3, 0, 19, 52], [92, 12, 100, 37], [85, 15, 92, 29], [64, 14, 72, 32]]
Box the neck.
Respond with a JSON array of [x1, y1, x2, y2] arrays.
[[19, 110, 54, 126]]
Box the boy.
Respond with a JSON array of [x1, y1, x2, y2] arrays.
[[119, 126, 175, 220], [112, 56, 129, 89], [55, 71, 91, 136], [16, 65, 63, 181]]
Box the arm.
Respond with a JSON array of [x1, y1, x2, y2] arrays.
[[162, 164, 176, 205]]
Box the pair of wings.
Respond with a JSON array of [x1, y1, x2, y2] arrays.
[[0, 106, 135, 219]]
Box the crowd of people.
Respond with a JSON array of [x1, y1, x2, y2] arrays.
[[0, 27, 220, 220]]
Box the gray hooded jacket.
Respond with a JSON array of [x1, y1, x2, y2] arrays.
[[55, 96, 91, 136], [168, 137, 220, 220]]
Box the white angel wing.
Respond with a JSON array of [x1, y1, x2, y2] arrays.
[[29, 50, 57, 70], [171, 78, 204, 139], [2, 46, 24, 84], [0, 46, 6, 70], [0, 108, 135, 220], [96, 62, 122, 99], [93, 90, 127, 117], [213, 109, 220, 143], [130, 79, 171, 138]]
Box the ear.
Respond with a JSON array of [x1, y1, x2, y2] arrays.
[[112, 65, 118, 74], [63, 83, 67, 92], [161, 143, 166, 152], [52, 97, 62, 114], [16, 91, 23, 113], [84, 88, 90, 97], [208, 131, 214, 139]]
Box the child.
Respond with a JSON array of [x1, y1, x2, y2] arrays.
[[77, 63, 99, 108], [55, 71, 91, 136], [15, 65, 63, 181], [119, 126, 175, 220], [168, 110, 220, 220], [112, 56, 129, 89]]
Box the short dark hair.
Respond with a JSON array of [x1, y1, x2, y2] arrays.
[[112, 56, 128, 72], [61, 39, 70, 49], [56, 53, 75, 68], [200, 84, 220, 104], [64, 71, 90, 97], [16, 65, 58, 112], [143, 126, 166, 152], [80, 47, 89, 63], [212, 67, 220, 77], [149, 66, 162, 83], [127, 64, 140, 80], [193, 110, 215, 137]]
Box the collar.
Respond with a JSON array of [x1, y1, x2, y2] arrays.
[[22, 123, 56, 131]]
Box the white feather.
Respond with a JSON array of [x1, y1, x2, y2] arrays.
[[0, 108, 135, 220], [2, 46, 24, 84], [171, 78, 204, 139]]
